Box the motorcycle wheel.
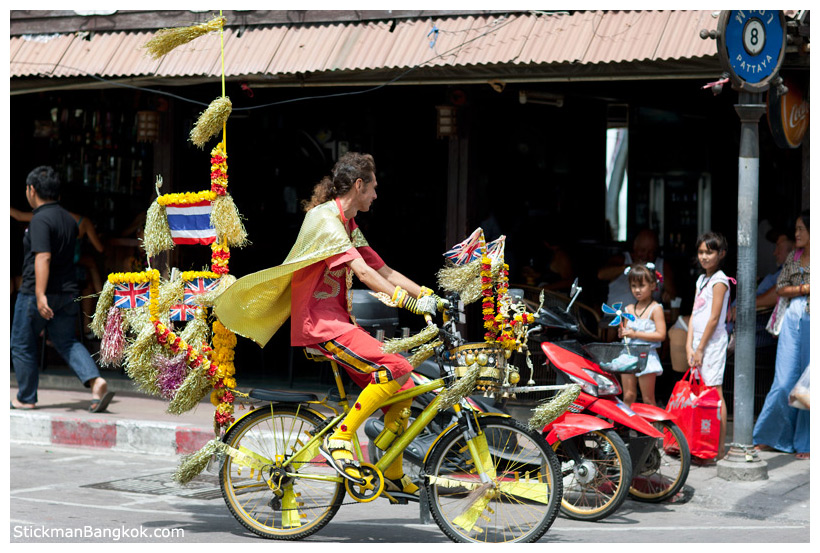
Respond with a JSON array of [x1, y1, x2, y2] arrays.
[[552, 429, 633, 521], [628, 420, 691, 503]]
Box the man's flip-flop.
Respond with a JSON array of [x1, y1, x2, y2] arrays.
[[90, 391, 115, 413], [10, 401, 36, 410]]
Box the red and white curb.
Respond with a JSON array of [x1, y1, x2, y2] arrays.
[[10, 411, 213, 456]]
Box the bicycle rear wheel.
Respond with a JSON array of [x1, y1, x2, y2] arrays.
[[424, 416, 562, 543], [219, 404, 345, 539]]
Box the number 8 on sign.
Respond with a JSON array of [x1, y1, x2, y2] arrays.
[[743, 18, 765, 56]]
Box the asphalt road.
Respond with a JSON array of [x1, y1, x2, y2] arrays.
[[9, 443, 809, 544]]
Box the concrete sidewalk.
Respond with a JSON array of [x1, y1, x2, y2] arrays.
[[9, 366, 811, 527]]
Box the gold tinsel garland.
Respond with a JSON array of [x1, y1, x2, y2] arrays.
[[211, 193, 248, 248], [143, 200, 174, 258], [90, 281, 116, 338], [381, 324, 440, 355], [144, 16, 226, 60], [526, 384, 582, 431], [407, 340, 443, 368], [190, 96, 233, 148], [437, 363, 481, 411]]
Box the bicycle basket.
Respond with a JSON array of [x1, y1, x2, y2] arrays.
[[449, 342, 508, 392], [581, 342, 653, 374]]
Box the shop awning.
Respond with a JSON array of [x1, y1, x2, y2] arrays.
[[9, 11, 733, 91]]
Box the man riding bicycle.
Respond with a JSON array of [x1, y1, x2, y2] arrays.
[[215, 152, 442, 496]]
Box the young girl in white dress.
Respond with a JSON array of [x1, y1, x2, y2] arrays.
[[618, 263, 667, 406], [686, 231, 731, 460]]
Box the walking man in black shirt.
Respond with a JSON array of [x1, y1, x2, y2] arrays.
[[11, 166, 114, 412]]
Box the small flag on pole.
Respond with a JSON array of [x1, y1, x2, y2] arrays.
[[443, 227, 485, 265], [486, 235, 506, 262], [184, 277, 219, 304], [113, 281, 150, 309], [170, 303, 199, 322], [166, 200, 217, 245]]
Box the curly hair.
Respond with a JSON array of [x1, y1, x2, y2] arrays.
[[302, 152, 376, 212]]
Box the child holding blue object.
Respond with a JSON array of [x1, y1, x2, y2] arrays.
[[686, 231, 732, 459], [618, 263, 666, 406]]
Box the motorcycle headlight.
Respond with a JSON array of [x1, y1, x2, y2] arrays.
[[566, 373, 598, 397], [583, 369, 622, 396]]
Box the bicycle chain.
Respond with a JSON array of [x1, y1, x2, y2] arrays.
[[266, 463, 427, 512]]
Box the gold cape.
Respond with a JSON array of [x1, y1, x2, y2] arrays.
[[213, 200, 369, 347]]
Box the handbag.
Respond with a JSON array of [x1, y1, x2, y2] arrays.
[[665, 368, 722, 460], [765, 296, 789, 336], [767, 249, 803, 337]]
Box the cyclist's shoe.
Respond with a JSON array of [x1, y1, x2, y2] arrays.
[[385, 474, 419, 496], [319, 436, 362, 483]]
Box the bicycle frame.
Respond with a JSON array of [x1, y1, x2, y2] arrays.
[[226, 356, 483, 496]]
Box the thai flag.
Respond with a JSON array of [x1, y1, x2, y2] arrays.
[[443, 227, 485, 265], [184, 277, 219, 305], [170, 303, 199, 322], [486, 235, 506, 262], [113, 281, 150, 309], [166, 200, 217, 245]]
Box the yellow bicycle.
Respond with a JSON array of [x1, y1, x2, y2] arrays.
[[218, 300, 569, 543]]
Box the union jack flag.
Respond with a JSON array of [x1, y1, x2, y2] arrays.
[[443, 227, 485, 265], [183, 277, 219, 305], [113, 281, 150, 309], [170, 303, 199, 322], [486, 235, 506, 262]]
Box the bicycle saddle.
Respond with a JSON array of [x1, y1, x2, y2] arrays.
[[248, 389, 319, 403]]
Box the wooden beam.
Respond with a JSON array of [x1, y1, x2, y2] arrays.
[[10, 9, 521, 35]]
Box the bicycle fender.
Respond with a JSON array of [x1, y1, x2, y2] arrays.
[[543, 413, 614, 444], [222, 402, 327, 437], [421, 412, 511, 466], [629, 402, 680, 425]]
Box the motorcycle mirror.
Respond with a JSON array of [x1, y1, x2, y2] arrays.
[[566, 279, 582, 313]]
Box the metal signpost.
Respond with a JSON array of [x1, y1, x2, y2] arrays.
[[709, 10, 787, 480]]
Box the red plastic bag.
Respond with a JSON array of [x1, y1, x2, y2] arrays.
[[665, 368, 722, 459]]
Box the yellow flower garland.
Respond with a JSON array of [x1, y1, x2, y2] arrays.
[[181, 270, 221, 282], [157, 191, 217, 206]]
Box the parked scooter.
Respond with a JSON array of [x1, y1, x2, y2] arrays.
[[531, 280, 691, 519]]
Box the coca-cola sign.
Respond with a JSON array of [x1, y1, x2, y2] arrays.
[[768, 75, 809, 149]]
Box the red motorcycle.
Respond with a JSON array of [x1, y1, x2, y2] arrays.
[[529, 281, 690, 521]]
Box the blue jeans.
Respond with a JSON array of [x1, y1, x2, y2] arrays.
[[752, 297, 810, 453], [11, 293, 101, 404]]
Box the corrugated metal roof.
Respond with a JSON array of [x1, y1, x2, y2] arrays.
[[9, 10, 725, 82]]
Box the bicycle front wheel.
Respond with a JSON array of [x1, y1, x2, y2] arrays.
[[424, 416, 562, 543], [219, 404, 345, 540]]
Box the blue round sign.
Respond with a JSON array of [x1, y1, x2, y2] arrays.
[[717, 11, 786, 90]]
